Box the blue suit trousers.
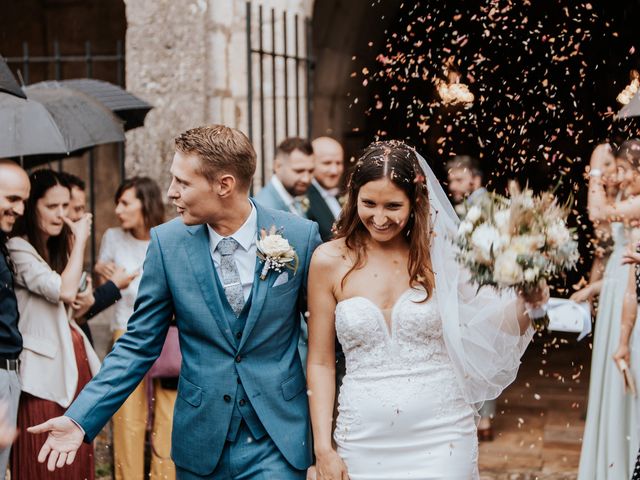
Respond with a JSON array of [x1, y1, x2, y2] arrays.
[[176, 421, 306, 480]]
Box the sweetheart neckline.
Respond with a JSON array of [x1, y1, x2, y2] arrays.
[[336, 288, 426, 339]]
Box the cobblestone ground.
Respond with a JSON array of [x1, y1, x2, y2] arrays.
[[91, 319, 589, 479]]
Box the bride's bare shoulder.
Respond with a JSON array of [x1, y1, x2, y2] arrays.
[[311, 238, 351, 269]]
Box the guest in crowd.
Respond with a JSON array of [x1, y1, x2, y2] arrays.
[[307, 137, 345, 242], [0, 160, 30, 479], [616, 247, 640, 480], [445, 155, 495, 442], [8, 169, 100, 480], [57, 172, 137, 344], [96, 176, 176, 480], [446, 155, 487, 217], [570, 148, 620, 306], [579, 141, 640, 479], [255, 137, 315, 217], [255, 137, 316, 369]]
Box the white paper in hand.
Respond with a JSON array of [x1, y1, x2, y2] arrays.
[[546, 297, 592, 341]]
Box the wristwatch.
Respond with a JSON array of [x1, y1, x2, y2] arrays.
[[588, 168, 603, 178]]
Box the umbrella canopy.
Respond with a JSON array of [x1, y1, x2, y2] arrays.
[[616, 90, 640, 119], [29, 79, 153, 130], [0, 86, 125, 158], [0, 57, 26, 99]]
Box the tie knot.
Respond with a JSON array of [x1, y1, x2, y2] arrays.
[[217, 237, 239, 256]]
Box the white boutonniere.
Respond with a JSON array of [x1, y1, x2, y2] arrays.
[[256, 226, 299, 280]]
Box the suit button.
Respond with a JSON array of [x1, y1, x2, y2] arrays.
[[239, 399, 246, 406], [235, 355, 242, 363], [223, 395, 231, 402], [236, 332, 242, 340]]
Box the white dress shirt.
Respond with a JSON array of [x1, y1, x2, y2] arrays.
[[98, 227, 150, 331], [270, 176, 304, 216], [207, 201, 257, 302], [312, 178, 342, 219]]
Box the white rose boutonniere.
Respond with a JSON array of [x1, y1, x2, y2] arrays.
[[256, 226, 298, 280]]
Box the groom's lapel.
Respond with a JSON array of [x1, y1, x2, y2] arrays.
[[238, 202, 280, 351], [185, 224, 236, 349]]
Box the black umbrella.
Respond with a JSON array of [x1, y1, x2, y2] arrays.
[[0, 57, 26, 99], [0, 85, 124, 157], [616, 90, 640, 119], [29, 79, 153, 130]]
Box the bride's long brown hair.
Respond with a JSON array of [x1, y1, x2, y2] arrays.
[[334, 140, 434, 298]]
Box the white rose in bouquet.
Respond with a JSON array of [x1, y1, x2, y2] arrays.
[[511, 234, 545, 255], [458, 220, 474, 236], [466, 205, 482, 223], [471, 223, 504, 264], [494, 209, 511, 234], [523, 267, 540, 283], [546, 220, 571, 248], [493, 249, 524, 286]]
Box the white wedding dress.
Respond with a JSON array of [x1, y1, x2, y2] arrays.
[[334, 287, 479, 480]]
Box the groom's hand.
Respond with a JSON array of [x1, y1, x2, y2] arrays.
[[28, 416, 84, 471]]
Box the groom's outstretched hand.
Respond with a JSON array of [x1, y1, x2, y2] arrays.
[[27, 416, 84, 472]]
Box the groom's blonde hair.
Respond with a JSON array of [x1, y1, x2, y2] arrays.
[[174, 125, 256, 190]]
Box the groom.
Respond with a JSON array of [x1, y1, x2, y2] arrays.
[[29, 125, 322, 479]]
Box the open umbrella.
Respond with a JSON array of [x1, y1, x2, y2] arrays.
[[0, 85, 125, 158], [29, 79, 153, 130], [616, 90, 640, 119], [0, 57, 26, 99]]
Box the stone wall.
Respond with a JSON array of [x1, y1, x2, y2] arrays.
[[124, 0, 314, 191]]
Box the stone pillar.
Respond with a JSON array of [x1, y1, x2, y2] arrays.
[[123, 0, 208, 192]]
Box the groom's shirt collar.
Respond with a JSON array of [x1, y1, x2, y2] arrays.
[[207, 200, 257, 253]]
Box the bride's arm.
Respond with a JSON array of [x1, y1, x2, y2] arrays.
[[456, 267, 540, 335], [307, 245, 349, 479]]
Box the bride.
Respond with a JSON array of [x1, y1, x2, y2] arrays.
[[306, 140, 548, 480]]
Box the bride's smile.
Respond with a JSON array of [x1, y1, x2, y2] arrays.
[[357, 178, 410, 242]]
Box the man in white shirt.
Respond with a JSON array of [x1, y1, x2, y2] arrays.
[[255, 137, 314, 217], [307, 137, 344, 242]]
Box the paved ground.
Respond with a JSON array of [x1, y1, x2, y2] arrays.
[[478, 332, 589, 479], [90, 318, 589, 479]]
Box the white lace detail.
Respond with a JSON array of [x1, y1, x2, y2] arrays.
[[334, 288, 472, 445]]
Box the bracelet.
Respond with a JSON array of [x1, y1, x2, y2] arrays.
[[589, 168, 603, 178]]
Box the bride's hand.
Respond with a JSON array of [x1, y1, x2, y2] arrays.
[[518, 280, 550, 309], [315, 449, 350, 480]]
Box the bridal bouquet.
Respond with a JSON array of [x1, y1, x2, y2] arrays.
[[454, 186, 579, 330]]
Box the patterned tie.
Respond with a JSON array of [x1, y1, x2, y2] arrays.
[[293, 198, 304, 216], [217, 237, 245, 316]]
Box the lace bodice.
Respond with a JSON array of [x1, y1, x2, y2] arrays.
[[335, 288, 449, 376]]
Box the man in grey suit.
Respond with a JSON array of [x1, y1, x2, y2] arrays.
[[446, 155, 495, 442], [255, 137, 315, 217], [29, 125, 322, 479], [446, 155, 488, 215]]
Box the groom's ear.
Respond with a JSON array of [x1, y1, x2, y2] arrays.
[[217, 173, 237, 197]]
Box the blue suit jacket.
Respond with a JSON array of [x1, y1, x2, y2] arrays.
[[255, 181, 309, 218], [65, 201, 322, 476]]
